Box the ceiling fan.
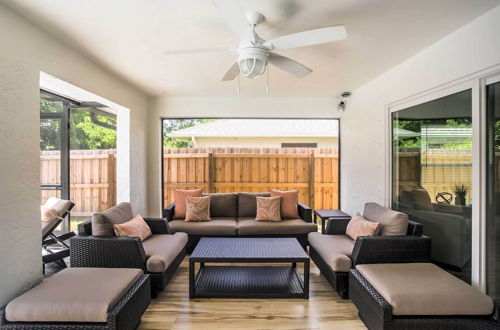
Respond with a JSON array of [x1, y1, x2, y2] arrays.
[[163, 0, 347, 81]]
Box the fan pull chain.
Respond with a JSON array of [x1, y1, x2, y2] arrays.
[[237, 73, 240, 95], [266, 66, 269, 94]]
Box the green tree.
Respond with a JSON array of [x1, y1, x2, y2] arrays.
[[162, 119, 214, 148]]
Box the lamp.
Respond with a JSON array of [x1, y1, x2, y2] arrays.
[[238, 47, 267, 78]]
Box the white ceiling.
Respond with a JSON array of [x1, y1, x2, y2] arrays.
[[3, 0, 500, 97]]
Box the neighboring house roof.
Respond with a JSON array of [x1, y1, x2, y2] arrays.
[[170, 119, 339, 138], [394, 128, 420, 137]]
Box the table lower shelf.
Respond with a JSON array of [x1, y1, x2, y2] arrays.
[[192, 265, 307, 299]]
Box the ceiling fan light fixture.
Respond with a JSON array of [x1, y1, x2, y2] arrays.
[[238, 47, 267, 78]]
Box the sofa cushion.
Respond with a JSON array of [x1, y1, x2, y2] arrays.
[[238, 217, 317, 235], [308, 232, 354, 272], [270, 189, 299, 219], [168, 218, 237, 236], [355, 263, 494, 316], [92, 202, 134, 236], [5, 268, 143, 322], [237, 192, 270, 217], [363, 202, 408, 236], [205, 193, 237, 217], [173, 189, 203, 219], [142, 233, 188, 273]]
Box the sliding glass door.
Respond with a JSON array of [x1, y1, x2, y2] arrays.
[[392, 90, 473, 283], [486, 80, 500, 299]]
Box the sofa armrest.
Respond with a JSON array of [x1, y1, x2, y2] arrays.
[[407, 219, 423, 236], [78, 220, 92, 235], [70, 236, 147, 270], [351, 236, 431, 266], [163, 203, 175, 221], [298, 202, 312, 222], [324, 217, 351, 235], [144, 217, 170, 234]]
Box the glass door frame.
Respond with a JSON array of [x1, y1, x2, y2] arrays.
[[385, 66, 500, 292], [40, 90, 77, 232]]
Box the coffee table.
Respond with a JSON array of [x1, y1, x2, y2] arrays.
[[189, 237, 310, 299]]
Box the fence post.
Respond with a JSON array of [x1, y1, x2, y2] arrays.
[[107, 153, 116, 209], [309, 151, 315, 209], [208, 152, 215, 193]]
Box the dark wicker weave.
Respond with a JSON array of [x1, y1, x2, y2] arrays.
[[163, 202, 313, 253], [72, 218, 185, 297], [0, 275, 151, 330], [349, 270, 500, 330], [189, 237, 310, 299], [309, 218, 428, 299]]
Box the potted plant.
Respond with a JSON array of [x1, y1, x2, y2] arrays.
[[454, 184, 470, 206]]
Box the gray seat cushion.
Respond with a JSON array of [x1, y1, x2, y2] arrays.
[[204, 193, 238, 217], [356, 263, 494, 316], [5, 268, 143, 322], [92, 202, 134, 236], [308, 232, 355, 272], [237, 192, 270, 217], [237, 217, 317, 235], [142, 233, 188, 273], [363, 202, 408, 236], [168, 217, 237, 236]]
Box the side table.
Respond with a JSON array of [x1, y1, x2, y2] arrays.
[[313, 209, 351, 234]]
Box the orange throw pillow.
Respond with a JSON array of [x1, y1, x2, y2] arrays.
[[185, 195, 211, 221], [346, 213, 380, 241], [270, 189, 299, 219], [255, 196, 281, 221], [174, 189, 203, 219], [113, 215, 152, 241]]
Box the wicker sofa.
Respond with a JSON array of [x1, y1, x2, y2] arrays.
[[73, 202, 187, 297], [308, 202, 426, 299], [163, 192, 317, 252]]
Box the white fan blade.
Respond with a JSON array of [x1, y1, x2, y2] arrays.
[[268, 53, 312, 78], [221, 62, 240, 81], [213, 0, 254, 42], [164, 48, 231, 55], [264, 25, 347, 50]]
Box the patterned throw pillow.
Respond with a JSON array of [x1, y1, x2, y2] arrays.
[[346, 212, 380, 241], [270, 189, 299, 219], [113, 215, 152, 241], [255, 196, 281, 221], [185, 195, 211, 221]]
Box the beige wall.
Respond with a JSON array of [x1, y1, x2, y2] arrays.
[[188, 136, 338, 148], [0, 4, 149, 306]]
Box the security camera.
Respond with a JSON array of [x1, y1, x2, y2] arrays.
[[337, 91, 351, 111]]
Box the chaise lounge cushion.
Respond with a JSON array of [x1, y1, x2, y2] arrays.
[[5, 268, 143, 323], [238, 217, 317, 235], [142, 233, 188, 273], [92, 202, 134, 236], [237, 192, 270, 217], [168, 217, 238, 236], [205, 193, 237, 217], [308, 232, 355, 272], [363, 202, 408, 236], [355, 263, 494, 316]]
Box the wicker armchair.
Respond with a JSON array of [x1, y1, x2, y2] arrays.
[[308, 203, 427, 299], [72, 207, 187, 298]]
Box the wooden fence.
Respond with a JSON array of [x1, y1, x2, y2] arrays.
[[40, 149, 116, 216], [163, 147, 339, 210]]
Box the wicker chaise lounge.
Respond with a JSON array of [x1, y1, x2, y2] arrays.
[[72, 202, 187, 297], [308, 202, 425, 299], [0, 268, 150, 330], [350, 260, 499, 329]]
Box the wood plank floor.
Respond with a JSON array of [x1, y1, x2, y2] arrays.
[[139, 258, 366, 330]]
